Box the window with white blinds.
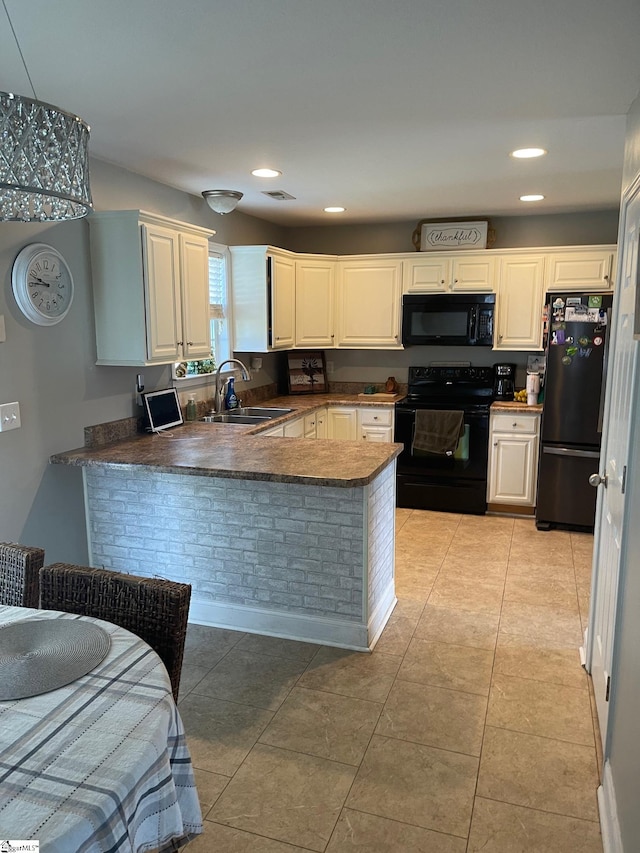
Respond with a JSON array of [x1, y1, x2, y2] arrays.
[[173, 243, 232, 378], [209, 247, 231, 367]]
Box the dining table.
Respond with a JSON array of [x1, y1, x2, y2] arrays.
[[0, 605, 203, 852]]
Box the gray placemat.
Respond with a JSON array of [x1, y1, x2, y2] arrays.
[[0, 618, 111, 700]]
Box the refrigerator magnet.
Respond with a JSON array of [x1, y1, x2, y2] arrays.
[[562, 355, 572, 365], [578, 347, 592, 358], [594, 336, 603, 346], [588, 295, 603, 308]]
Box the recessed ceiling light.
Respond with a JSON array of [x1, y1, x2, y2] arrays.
[[251, 168, 282, 178], [324, 206, 345, 213], [511, 148, 547, 159], [520, 194, 545, 202]]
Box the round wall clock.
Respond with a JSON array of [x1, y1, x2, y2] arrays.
[[11, 243, 74, 326]]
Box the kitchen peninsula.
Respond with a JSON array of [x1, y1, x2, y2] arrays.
[[51, 400, 401, 652]]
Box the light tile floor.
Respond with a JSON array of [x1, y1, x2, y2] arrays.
[[180, 510, 603, 852]]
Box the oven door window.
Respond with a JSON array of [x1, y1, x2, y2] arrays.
[[395, 409, 488, 478]]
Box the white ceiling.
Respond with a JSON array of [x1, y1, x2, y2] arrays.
[[2, 0, 640, 226]]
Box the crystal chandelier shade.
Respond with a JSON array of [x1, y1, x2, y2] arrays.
[[0, 91, 92, 221]]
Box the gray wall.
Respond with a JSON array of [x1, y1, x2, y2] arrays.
[[602, 90, 640, 851], [0, 154, 621, 566], [282, 210, 620, 255], [0, 159, 280, 563]]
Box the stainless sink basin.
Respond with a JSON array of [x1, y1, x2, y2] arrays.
[[200, 413, 271, 424], [235, 407, 294, 418], [200, 407, 293, 425]]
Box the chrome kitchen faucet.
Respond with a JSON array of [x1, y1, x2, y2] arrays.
[[213, 359, 251, 413]]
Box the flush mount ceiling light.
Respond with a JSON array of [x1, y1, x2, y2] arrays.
[[251, 168, 282, 178], [511, 147, 547, 159], [520, 194, 545, 202], [0, 3, 92, 221], [324, 206, 346, 213], [202, 190, 243, 214]]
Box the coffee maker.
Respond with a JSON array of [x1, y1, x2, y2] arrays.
[[494, 363, 516, 400]]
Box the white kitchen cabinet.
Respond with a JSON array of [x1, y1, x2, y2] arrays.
[[495, 255, 546, 351], [546, 247, 615, 292], [488, 410, 541, 506], [261, 423, 285, 436], [315, 408, 328, 438], [303, 411, 318, 438], [283, 416, 305, 438], [336, 258, 402, 348], [295, 258, 335, 347], [271, 254, 296, 349], [229, 246, 297, 352], [357, 406, 394, 442], [403, 252, 495, 293], [327, 407, 358, 440], [89, 210, 213, 366], [403, 256, 450, 292]]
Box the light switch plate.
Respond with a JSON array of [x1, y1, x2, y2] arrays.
[[0, 315, 5, 342], [0, 402, 21, 432]]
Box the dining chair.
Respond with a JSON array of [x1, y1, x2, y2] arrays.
[[39, 564, 191, 702], [0, 542, 44, 608]]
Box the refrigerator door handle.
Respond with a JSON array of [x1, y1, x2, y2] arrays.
[[597, 308, 612, 434], [542, 446, 600, 459]]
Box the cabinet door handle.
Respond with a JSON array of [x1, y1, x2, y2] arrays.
[[440, 279, 445, 284], [513, 422, 518, 428], [177, 340, 183, 346], [373, 416, 378, 420], [498, 334, 503, 341], [186, 340, 193, 346], [493, 441, 498, 446]]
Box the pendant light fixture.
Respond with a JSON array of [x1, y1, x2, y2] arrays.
[[202, 190, 243, 215], [0, 1, 92, 221]]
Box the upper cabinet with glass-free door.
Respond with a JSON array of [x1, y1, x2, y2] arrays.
[[495, 255, 546, 351], [295, 256, 336, 348], [336, 257, 403, 348], [403, 252, 496, 293], [89, 210, 213, 366], [546, 247, 616, 291], [230, 246, 296, 351]]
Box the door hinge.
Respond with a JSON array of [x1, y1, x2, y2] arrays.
[[606, 675, 611, 702], [621, 465, 627, 495]]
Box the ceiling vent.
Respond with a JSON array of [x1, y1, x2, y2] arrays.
[[261, 190, 296, 201]]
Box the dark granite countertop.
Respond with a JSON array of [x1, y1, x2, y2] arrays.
[[50, 394, 402, 487]]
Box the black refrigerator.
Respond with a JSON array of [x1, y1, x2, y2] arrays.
[[536, 292, 613, 531]]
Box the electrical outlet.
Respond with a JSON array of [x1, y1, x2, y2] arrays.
[[0, 402, 21, 432], [326, 361, 335, 374], [0, 315, 5, 342]]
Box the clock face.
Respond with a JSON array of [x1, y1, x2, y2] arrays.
[[12, 243, 74, 326]]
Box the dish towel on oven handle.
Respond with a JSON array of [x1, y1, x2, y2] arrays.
[[412, 409, 465, 455]]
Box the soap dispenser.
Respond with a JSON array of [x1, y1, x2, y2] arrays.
[[186, 394, 197, 421]]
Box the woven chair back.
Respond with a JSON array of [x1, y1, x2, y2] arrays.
[[39, 564, 191, 702]]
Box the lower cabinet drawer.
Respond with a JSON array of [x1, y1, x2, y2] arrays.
[[491, 412, 539, 434], [358, 407, 393, 427]]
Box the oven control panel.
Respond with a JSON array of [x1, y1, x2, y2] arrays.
[[409, 365, 494, 384]]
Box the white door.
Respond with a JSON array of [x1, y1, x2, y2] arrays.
[[586, 186, 639, 749]]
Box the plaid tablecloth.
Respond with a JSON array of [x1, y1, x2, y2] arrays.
[[0, 606, 203, 852]]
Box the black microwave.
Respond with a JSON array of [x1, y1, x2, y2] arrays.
[[402, 293, 495, 347]]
